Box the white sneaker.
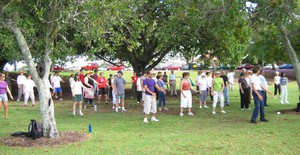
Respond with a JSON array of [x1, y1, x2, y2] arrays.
[[221, 110, 226, 113], [199, 106, 202, 109], [212, 111, 216, 114], [280, 101, 284, 104], [72, 112, 76, 116], [143, 118, 148, 123], [84, 106, 86, 109], [241, 109, 245, 110], [115, 109, 119, 113], [122, 109, 127, 113], [151, 117, 159, 122], [188, 112, 194, 116], [112, 106, 115, 110], [204, 105, 209, 108], [79, 111, 83, 116], [179, 113, 184, 117], [55, 96, 58, 99], [285, 101, 289, 104], [274, 96, 276, 99], [248, 108, 251, 110], [59, 98, 63, 101], [158, 107, 162, 111]]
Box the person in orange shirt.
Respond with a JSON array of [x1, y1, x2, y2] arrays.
[[97, 72, 109, 104]]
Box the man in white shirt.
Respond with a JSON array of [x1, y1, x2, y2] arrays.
[[51, 71, 65, 100], [17, 70, 27, 101], [250, 67, 272, 123], [259, 70, 269, 106]]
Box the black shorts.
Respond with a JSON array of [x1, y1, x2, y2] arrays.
[[98, 88, 108, 95]]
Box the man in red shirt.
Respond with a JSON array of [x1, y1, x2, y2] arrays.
[[97, 72, 109, 104], [131, 72, 138, 99]]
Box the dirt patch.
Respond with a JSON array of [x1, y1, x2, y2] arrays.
[[0, 131, 90, 147], [278, 109, 300, 115]]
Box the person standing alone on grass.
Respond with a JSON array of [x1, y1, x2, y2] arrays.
[[211, 71, 226, 115], [280, 72, 289, 104], [23, 74, 36, 106], [0, 73, 14, 119], [250, 67, 272, 124], [51, 71, 65, 100], [97, 72, 109, 104], [114, 70, 127, 112], [71, 73, 87, 116], [273, 71, 281, 99], [157, 75, 168, 111], [238, 73, 250, 110], [180, 72, 198, 116], [169, 70, 177, 96], [17, 70, 26, 101], [143, 71, 166, 123]]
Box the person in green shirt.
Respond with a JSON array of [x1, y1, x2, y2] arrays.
[[211, 71, 226, 114]]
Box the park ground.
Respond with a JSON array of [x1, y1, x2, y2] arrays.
[[0, 70, 299, 155]]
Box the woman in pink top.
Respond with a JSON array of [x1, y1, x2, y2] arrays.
[[180, 72, 198, 117], [0, 73, 14, 118]]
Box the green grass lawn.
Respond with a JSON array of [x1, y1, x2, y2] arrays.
[[0, 71, 299, 155]]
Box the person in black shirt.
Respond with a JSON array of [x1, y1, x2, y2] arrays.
[[238, 73, 250, 110]]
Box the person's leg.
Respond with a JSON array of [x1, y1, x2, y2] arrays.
[[251, 91, 260, 122], [274, 84, 277, 96], [150, 96, 158, 120], [73, 102, 77, 115], [17, 84, 23, 101], [158, 92, 163, 108], [223, 87, 229, 106], [240, 90, 244, 109], [174, 80, 177, 95], [30, 91, 35, 105], [24, 92, 29, 106], [212, 91, 218, 113], [278, 84, 281, 96], [220, 93, 225, 112], [3, 101, 8, 118], [283, 85, 288, 103], [98, 94, 102, 104], [143, 95, 151, 122], [280, 85, 285, 104], [244, 89, 249, 109]]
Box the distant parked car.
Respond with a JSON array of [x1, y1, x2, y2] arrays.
[[81, 62, 99, 71], [98, 66, 108, 71], [66, 65, 81, 71], [125, 67, 133, 71], [107, 65, 125, 71], [165, 66, 182, 70], [181, 65, 190, 70], [263, 64, 278, 69], [279, 64, 293, 69], [53, 65, 65, 72], [236, 63, 255, 70]]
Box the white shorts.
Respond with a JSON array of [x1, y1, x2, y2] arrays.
[[180, 90, 192, 108], [0, 94, 8, 102], [144, 94, 157, 115]]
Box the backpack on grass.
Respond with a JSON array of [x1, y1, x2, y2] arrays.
[[27, 119, 43, 139]]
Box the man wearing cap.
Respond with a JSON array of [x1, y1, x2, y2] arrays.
[[211, 71, 226, 114], [17, 69, 27, 101], [114, 70, 127, 112], [143, 71, 166, 123]]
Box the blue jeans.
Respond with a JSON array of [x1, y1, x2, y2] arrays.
[[223, 86, 229, 105], [251, 91, 265, 121], [158, 91, 166, 107]]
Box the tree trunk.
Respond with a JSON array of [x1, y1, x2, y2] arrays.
[[277, 25, 300, 95], [9, 25, 59, 138]]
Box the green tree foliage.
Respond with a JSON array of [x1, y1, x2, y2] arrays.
[[247, 0, 300, 92]]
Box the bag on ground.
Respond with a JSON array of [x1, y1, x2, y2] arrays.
[[27, 119, 43, 139]]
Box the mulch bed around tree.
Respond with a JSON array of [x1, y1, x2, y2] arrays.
[[0, 131, 90, 147]]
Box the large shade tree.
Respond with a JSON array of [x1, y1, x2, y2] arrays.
[[0, 0, 94, 138], [247, 0, 300, 94]]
